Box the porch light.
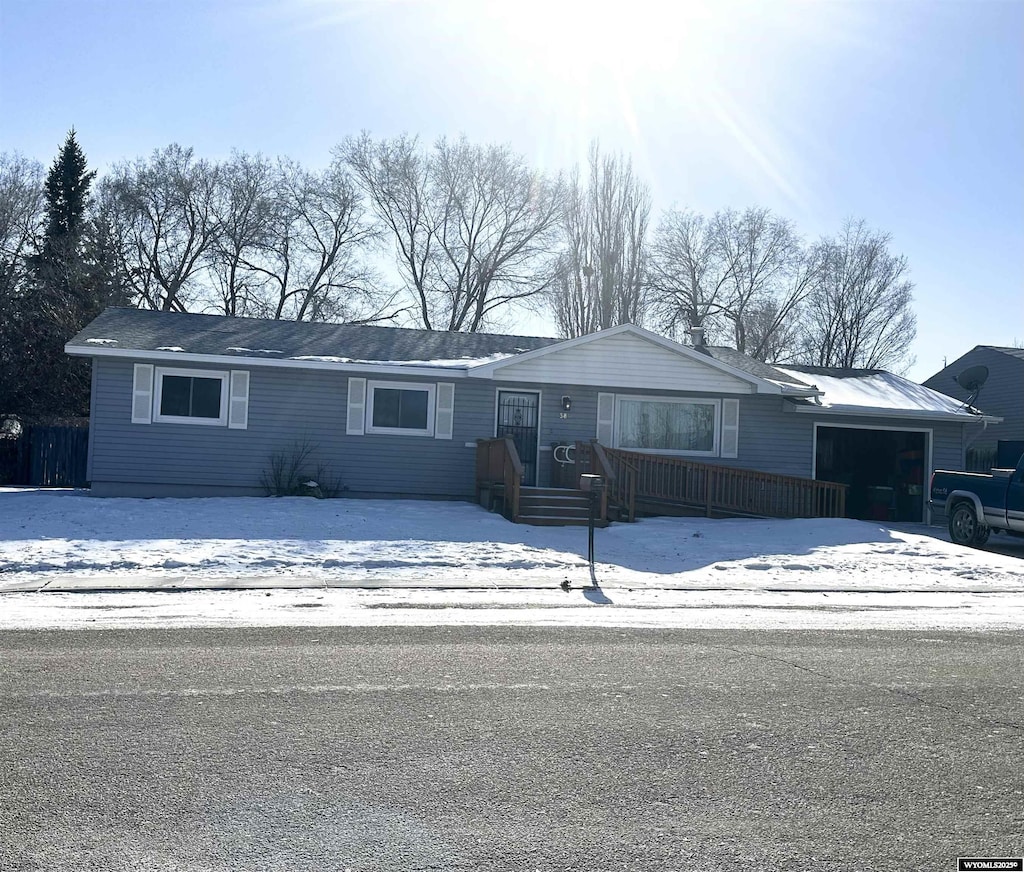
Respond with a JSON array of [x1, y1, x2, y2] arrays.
[[561, 395, 572, 412]]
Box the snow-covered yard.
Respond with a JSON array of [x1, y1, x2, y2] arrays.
[[1, 488, 1021, 593]]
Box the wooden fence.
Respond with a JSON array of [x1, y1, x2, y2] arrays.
[[0, 425, 89, 488]]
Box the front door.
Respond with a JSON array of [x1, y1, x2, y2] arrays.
[[496, 390, 539, 486]]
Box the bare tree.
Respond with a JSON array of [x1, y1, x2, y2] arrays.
[[0, 153, 45, 414], [343, 133, 564, 332], [648, 208, 732, 342], [551, 180, 595, 338], [100, 144, 219, 312], [796, 219, 916, 372], [0, 153, 44, 305], [740, 299, 805, 365], [649, 206, 817, 360], [100, 146, 391, 323], [209, 151, 277, 316], [715, 208, 818, 360], [551, 143, 650, 337], [240, 157, 396, 323]]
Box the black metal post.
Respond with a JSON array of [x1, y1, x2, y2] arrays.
[[569, 473, 604, 591], [588, 487, 597, 567]]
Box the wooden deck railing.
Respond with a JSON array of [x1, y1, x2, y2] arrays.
[[476, 437, 845, 523], [475, 437, 523, 521], [601, 446, 847, 519], [575, 440, 637, 522]]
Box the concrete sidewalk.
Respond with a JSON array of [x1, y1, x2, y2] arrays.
[[3, 569, 1023, 596], [3, 585, 1024, 632]]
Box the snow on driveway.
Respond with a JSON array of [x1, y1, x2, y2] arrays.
[[1, 488, 1021, 593]]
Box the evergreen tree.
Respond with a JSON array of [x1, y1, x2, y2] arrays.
[[4, 130, 117, 419], [40, 129, 95, 258]]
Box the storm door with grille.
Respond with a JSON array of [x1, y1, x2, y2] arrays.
[[496, 390, 540, 487]]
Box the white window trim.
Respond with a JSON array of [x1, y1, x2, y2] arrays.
[[365, 380, 436, 437], [153, 366, 230, 426], [613, 395, 721, 457]]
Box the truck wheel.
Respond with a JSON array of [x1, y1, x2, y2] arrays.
[[973, 525, 991, 547], [948, 503, 979, 546]]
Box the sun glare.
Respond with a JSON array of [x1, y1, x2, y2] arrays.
[[480, 0, 720, 86], [442, 0, 846, 209]]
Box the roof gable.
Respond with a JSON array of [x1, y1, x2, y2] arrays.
[[924, 344, 1024, 387], [470, 324, 806, 394]]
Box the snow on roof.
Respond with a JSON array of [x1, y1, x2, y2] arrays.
[[291, 353, 515, 368], [775, 366, 982, 417]]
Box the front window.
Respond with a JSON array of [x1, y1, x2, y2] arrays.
[[366, 381, 435, 436], [616, 397, 717, 454], [154, 368, 229, 425]]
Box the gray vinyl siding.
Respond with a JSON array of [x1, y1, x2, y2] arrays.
[[89, 358, 494, 499], [497, 386, 814, 478], [728, 396, 811, 477], [923, 347, 1024, 452], [491, 384, 799, 482], [88, 358, 973, 507]]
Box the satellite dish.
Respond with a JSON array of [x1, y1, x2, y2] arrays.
[[955, 365, 989, 393]]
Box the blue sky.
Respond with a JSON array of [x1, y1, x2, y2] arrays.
[[1, 0, 1021, 380]]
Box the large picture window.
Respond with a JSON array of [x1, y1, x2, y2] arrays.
[[366, 381, 435, 436], [615, 396, 718, 455], [153, 368, 229, 425]]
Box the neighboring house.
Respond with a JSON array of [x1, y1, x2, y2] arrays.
[[923, 346, 1024, 469], [66, 308, 997, 524]]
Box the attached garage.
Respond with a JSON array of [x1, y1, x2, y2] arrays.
[[775, 364, 1002, 526], [813, 425, 928, 523]]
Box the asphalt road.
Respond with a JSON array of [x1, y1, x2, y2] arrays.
[[1, 626, 1021, 871]]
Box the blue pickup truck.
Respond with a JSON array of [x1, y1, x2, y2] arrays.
[[929, 456, 1024, 547]]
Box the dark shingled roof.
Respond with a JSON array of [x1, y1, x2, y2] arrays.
[[696, 346, 816, 389], [989, 345, 1024, 361], [67, 308, 560, 363]]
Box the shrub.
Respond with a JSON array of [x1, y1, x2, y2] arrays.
[[260, 439, 344, 498]]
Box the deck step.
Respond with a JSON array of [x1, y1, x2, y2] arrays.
[[519, 493, 591, 506], [519, 492, 590, 503], [520, 487, 588, 498], [515, 504, 592, 519], [515, 485, 605, 525], [517, 515, 609, 527]]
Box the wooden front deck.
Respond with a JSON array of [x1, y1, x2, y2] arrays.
[[476, 438, 847, 526]]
